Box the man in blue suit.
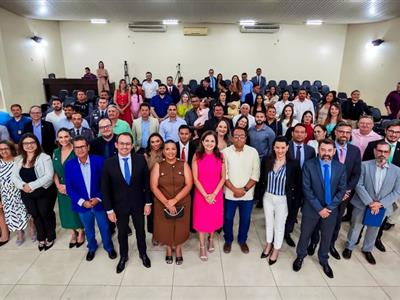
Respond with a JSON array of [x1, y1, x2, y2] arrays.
[[65, 136, 117, 262], [293, 139, 347, 278], [251, 68, 267, 95]]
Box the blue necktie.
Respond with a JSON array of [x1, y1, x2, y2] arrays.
[[123, 158, 131, 184], [323, 164, 331, 205]]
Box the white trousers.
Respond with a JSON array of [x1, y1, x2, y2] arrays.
[[263, 192, 288, 250]]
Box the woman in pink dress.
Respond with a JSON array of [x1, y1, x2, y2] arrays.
[[130, 85, 143, 120], [114, 79, 132, 126], [192, 130, 226, 261]]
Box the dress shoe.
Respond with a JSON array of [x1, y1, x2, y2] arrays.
[[341, 214, 351, 222], [307, 243, 317, 256], [108, 249, 117, 259], [285, 235, 296, 247], [342, 248, 352, 259], [140, 253, 151, 268], [260, 249, 271, 259], [86, 251, 95, 261], [76, 241, 85, 248], [329, 246, 341, 260], [223, 243, 231, 254], [321, 263, 334, 278], [239, 243, 249, 254], [293, 257, 303, 272], [116, 257, 128, 273], [375, 239, 386, 252], [362, 251, 376, 265], [383, 222, 395, 231], [127, 226, 133, 236]]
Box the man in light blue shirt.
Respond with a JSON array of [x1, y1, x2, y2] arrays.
[[159, 103, 186, 142], [240, 72, 253, 102]]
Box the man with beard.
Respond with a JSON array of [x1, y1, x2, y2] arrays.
[[293, 139, 346, 278], [55, 104, 90, 133], [6, 104, 31, 144], [343, 141, 400, 265], [73, 90, 92, 118], [150, 84, 173, 122], [45, 98, 65, 125]]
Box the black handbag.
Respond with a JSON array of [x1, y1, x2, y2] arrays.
[[163, 206, 184, 219]]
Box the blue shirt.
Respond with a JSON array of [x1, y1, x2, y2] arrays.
[[32, 121, 42, 145], [0, 111, 11, 126], [241, 80, 253, 101], [141, 119, 150, 149], [319, 158, 332, 179], [79, 156, 91, 201], [248, 124, 276, 158], [6, 116, 31, 143], [159, 117, 187, 142], [150, 95, 173, 118]]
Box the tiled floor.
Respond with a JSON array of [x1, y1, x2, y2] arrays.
[[0, 208, 399, 299]]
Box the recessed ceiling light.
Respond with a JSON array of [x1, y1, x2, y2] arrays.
[[240, 20, 256, 26], [163, 19, 179, 25], [38, 5, 48, 15], [306, 20, 323, 25], [90, 19, 108, 24]]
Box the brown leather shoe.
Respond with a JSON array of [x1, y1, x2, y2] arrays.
[[240, 243, 250, 254], [223, 243, 231, 253]]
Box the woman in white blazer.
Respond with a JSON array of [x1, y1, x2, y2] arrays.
[[11, 133, 55, 251]]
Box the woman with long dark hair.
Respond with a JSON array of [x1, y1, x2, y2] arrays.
[[324, 102, 343, 137], [261, 136, 301, 265], [11, 133, 55, 251], [251, 94, 267, 116], [114, 79, 132, 126], [192, 131, 225, 261], [317, 91, 337, 125], [279, 104, 298, 136], [301, 111, 315, 144], [215, 119, 232, 151]]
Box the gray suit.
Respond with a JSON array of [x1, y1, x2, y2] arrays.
[[346, 160, 400, 251], [70, 127, 94, 142]]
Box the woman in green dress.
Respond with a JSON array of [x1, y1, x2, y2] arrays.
[[53, 128, 85, 248]]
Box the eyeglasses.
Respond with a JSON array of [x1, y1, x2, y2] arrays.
[[74, 145, 88, 150], [336, 130, 352, 135], [22, 141, 36, 146], [30, 112, 41, 115], [118, 142, 132, 147], [233, 135, 246, 140], [375, 149, 390, 154], [99, 125, 112, 130], [387, 130, 400, 135], [0, 148, 10, 151]]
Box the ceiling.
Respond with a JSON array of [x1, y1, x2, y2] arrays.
[[1, 0, 400, 25]]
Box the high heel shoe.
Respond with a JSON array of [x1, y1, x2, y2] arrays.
[[45, 240, 54, 251], [268, 249, 279, 265], [38, 241, 46, 251], [200, 246, 208, 261], [260, 245, 272, 259], [207, 237, 215, 253]]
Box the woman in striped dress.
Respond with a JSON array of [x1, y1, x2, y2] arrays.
[[0, 140, 29, 246]]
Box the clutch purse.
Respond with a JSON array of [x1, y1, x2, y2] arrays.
[[163, 206, 184, 219], [363, 207, 386, 227]]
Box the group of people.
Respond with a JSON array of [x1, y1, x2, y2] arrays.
[[0, 68, 400, 279]]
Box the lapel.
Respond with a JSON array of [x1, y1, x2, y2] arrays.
[[129, 154, 135, 185], [314, 159, 325, 189], [377, 164, 393, 199], [75, 159, 89, 199], [369, 162, 379, 196], [393, 142, 400, 165], [89, 156, 97, 198], [116, 155, 135, 186]]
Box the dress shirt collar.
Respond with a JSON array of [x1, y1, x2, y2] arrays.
[[319, 158, 332, 168], [78, 156, 90, 166], [118, 154, 131, 160], [335, 141, 348, 151], [376, 161, 389, 169], [293, 142, 304, 147], [32, 120, 41, 127]]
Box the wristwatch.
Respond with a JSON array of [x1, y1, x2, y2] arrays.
[[243, 186, 249, 192]]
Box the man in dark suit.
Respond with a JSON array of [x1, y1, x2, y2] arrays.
[[175, 125, 196, 166], [23, 105, 56, 156], [307, 122, 361, 259], [293, 139, 347, 278], [244, 83, 261, 108], [89, 97, 109, 135], [65, 136, 116, 262], [166, 76, 180, 104], [101, 133, 152, 273], [362, 119, 400, 251], [90, 118, 117, 158], [251, 67, 267, 95], [208, 68, 217, 93], [285, 123, 316, 247], [69, 112, 94, 142]]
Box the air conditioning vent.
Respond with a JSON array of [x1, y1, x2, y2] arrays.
[[183, 27, 208, 36], [128, 22, 166, 32], [240, 24, 280, 34]]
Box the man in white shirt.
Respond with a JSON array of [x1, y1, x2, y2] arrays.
[[45, 98, 65, 126], [159, 104, 187, 143], [293, 88, 315, 122], [222, 127, 260, 254], [142, 72, 159, 102]]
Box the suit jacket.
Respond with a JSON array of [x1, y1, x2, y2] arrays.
[[167, 85, 180, 104], [334, 143, 361, 191], [245, 92, 256, 108], [101, 153, 151, 216], [90, 135, 117, 158], [251, 75, 267, 94], [363, 139, 400, 167], [65, 155, 105, 213], [351, 160, 400, 215], [302, 158, 347, 218], [175, 141, 196, 167], [89, 109, 108, 134], [132, 117, 159, 151], [23, 120, 56, 156], [70, 127, 94, 142], [288, 141, 316, 164]]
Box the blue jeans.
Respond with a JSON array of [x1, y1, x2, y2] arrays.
[[79, 209, 114, 253], [223, 199, 254, 245]]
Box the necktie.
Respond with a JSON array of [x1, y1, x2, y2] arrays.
[[101, 111, 105, 118], [323, 164, 331, 205], [123, 158, 131, 184], [258, 76, 260, 85], [181, 147, 186, 161], [169, 87, 172, 94], [210, 78, 213, 89], [339, 148, 345, 164], [76, 129, 80, 135], [296, 145, 302, 166], [389, 144, 394, 163]]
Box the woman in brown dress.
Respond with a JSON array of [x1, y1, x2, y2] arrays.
[[150, 140, 193, 265]]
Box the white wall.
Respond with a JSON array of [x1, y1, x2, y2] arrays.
[[339, 17, 400, 110], [0, 7, 65, 110], [60, 22, 347, 90]]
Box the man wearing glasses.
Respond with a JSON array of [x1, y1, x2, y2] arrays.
[[222, 127, 260, 254], [90, 118, 117, 159]]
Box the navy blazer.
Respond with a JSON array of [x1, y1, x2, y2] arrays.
[[333, 143, 361, 191], [23, 119, 56, 156], [288, 141, 316, 166], [65, 155, 105, 213], [244, 92, 256, 108], [167, 85, 180, 104], [302, 158, 347, 218]]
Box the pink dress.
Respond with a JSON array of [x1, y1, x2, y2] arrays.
[[193, 153, 224, 232], [130, 94, 143, 119]]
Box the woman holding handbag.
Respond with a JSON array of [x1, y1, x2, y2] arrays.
[[150, 140, 193, 265]]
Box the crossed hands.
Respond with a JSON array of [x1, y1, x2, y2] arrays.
[[319, 208, 332, 218], [83, 198, 100, 209], [369, 201, 383, 215]]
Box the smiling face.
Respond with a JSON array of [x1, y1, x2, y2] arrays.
[[22, 137, 38, 154], [237, 117, 248, 129], [150, 135, 162, 151], [216, 120, 228, 136], [202, 133, 217, 152], [303, 112, 312, 124], [284, 106, 293, 118], [313, 126, 326, 141], [274, 141, 289, 159], [163, 142, 177, 160], [115, 134, 133, 157], [330, 105, 339, 118], [385, 125, 400, 143], [57, 130, 71, 147]]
